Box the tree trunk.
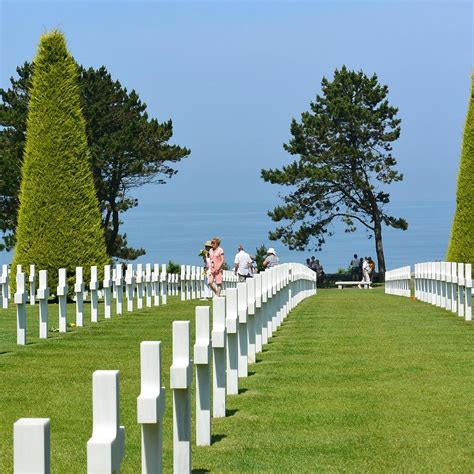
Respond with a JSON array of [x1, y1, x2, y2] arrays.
[[373, 219, 386, 278]]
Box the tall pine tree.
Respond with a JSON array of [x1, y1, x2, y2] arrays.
[[12, 31, 109, 290], [447, 75, 474, 265]]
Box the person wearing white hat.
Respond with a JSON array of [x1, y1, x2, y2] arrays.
[[263, 247, 279, 268]]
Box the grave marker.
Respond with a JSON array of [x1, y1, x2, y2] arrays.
[[90, 266, 99, 323], [15, 271, 27, 345], [37, 270, 49, 338], [225, 288, 239, 395], [194, 306, 211, 445], [57, 268, 68, 333], [137, 341, 166, 474], [75, 267, 85, 327], [14, 418, 50, 474], [87, 370, 125, 474], [170, 321, 192, 473], [211, 296, 226, 418]]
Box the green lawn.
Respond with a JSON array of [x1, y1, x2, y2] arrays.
[[0, 289, 472, 472]]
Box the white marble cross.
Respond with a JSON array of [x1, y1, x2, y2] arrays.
[[57, 268, 68, 333], [75, 267, 85, 327], [225, 288, 239, 395], [15, 271, 27, 345], [103, 265, 112, 319], [194, 306, 211, 445], [137, 341, 166, 474], [90, 266, 99, 323], [37, 270, 49, 339], [212, 296, 226, 418], [170, 321, 192, 473], [87, 370, 125, 474], [14, 418, 50, 474]]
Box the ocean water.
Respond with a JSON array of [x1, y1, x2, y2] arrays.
[[119, 199, 455, 273], [0, 200, 455, 273]]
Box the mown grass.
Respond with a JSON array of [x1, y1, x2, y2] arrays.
[[0, 289, 472, 472]]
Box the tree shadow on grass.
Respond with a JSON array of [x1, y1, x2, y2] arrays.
[[211, 433, 227, 445], [247, 371, 256, 377], [238, 387, 248, 395], [226, 408, 238, 417], [192, 469, 210, 473]]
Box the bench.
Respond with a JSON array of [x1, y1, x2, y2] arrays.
[[335, 281, 372, 289]]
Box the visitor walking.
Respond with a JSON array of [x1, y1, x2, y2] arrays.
[[263, 248, 279, 268], [199, 240, 213, 299], [358, 257, 371, 289], [234, 244, 252, 282], [209, 237, 224, 296], [350, 254, 359, 281], [313, 259, 325, 284], [368, 256, 376, 282]]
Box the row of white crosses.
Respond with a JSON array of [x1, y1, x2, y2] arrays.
[[12, 263, 174, 345], [414, 261, 472, 321], [13, 263, 316, 473], [179, 265, 239, 301], [384, 266, 411, 297]]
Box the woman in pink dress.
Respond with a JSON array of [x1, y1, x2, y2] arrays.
[[209, 237, 224, 296]]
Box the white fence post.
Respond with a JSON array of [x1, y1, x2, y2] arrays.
[[194, 306, 211, 446], [137, 341, 166, 474], [1, 263, 9, 308], [465, 263, 472, 322], [75, 267, 85, 327], [15, 271, 27, 345], [126, 264, 135, 312], [254, 273, 263, 353], [145, 264, 152, 308], [211, 296, 226, 418], [180, 265, 186, 301], [37, 270, 49, 339], [115, 264, 123, 315], [237, 282, 248, 378], [57, 268, 68, 333], [161, 264, 167, 305], [170, 321, 192, 474], [152, 263, 160, 307], [14, 418, 50, 474], [103, 265, 112, 319], [246, 277, 256, 364], [225, 287, 239, 395], [136, 264, 144, 310], [90, 266, 99, 323], [87, 370, 125, 474], [29, 264, 36, 305]]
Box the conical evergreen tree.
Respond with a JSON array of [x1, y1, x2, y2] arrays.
[[447, 75, 474, 266], [12, 31, 109, 291]]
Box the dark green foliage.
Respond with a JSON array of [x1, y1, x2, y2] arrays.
[[12, 31, 109, 290], [0, 62, 32, 251], [447, 76, 474, 266], [79, 66, 190, 258], [0, 63, 190, 258], [167, 260, 180, 274], [261, 66, 407, 274], [255, 244, 267, 272]]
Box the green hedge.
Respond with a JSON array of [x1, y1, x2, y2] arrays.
[[12, 31, 109, 292], [447, 75, 474, 267]]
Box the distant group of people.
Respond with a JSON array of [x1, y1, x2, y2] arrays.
[[306, 256, 325, 283], [350, 254, 376, 286], [199, 238, 280, 298]]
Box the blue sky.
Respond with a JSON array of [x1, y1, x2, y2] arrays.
[[0, 1, 472, 268]]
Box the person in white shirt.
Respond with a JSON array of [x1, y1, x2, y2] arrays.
[[358, 257, 372, 288], [263, 248, 280, 268], [234, 245, 252, 282]]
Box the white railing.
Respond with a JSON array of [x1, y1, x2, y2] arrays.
[[1, 262, 242, 346], [12, 263, 316, 473], [385, 261, 472, 323], [414, 261, 472, 322], [385, 266, 411, 297]]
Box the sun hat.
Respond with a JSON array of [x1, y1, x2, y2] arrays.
[[267, 248, 276, 255], [204, 240, 212, 247]]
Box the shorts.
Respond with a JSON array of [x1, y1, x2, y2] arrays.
[[209, 271, 223, 285]]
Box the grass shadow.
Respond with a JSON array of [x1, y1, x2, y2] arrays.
[[226, 408, 238, 417], [238, 387, 248, 395], [211, 433, 227, 445]]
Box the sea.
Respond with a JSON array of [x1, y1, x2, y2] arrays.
[[0, 200, 455, 273]]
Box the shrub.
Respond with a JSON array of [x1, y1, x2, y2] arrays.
[[447, 75, 474, 267], [12, 31, 109, 292]]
